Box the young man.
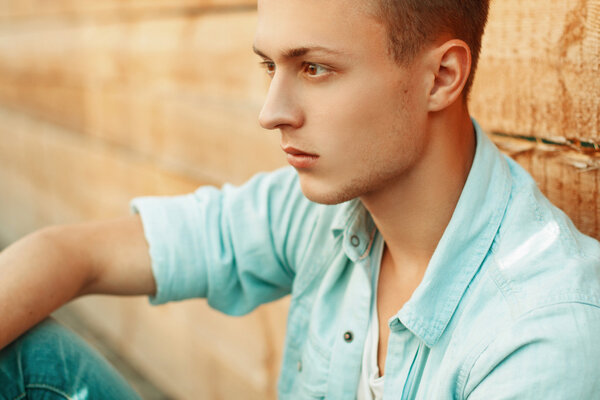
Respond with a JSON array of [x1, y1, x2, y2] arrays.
[[1, 0, 599, 398]]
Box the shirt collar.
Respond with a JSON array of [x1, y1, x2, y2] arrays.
[[397, 120, 513, 347], [331, 199, 376, 261]]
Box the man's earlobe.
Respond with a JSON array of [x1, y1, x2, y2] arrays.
[[428, 40, 471, 112]]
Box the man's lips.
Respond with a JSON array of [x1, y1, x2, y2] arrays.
[[281, 146, 319, 168], [281, 146, 318, 157]]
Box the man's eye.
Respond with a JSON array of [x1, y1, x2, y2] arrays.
[[303, 63, 328, 77], [260, 61, 276, 76]]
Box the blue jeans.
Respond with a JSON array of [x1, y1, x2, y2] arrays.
[[0, 319, 141, 400]]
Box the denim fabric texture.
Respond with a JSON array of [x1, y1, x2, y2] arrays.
[[131, 120, 600, 399], [0, 319, 140, 400]]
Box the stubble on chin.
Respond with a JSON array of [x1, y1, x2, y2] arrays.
[[296, 168, 391, 206]]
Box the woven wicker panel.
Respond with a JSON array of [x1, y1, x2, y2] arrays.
[[470, 0, 600, 145]]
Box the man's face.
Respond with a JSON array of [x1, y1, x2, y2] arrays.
[[254, 0, 430, 205]]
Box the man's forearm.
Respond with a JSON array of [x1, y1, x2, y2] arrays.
[[0, 226, 94, 349]]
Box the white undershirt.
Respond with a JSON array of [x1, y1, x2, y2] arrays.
[[357, 236, 385, 400]]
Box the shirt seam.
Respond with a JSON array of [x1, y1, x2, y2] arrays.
[[489, 253, 600, 317]]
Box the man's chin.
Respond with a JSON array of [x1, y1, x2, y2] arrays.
[[297, 176, 357, 205]]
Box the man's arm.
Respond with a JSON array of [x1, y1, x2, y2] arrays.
[[0, 215, 155, 349]]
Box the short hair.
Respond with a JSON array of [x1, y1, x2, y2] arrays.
[[373, 0, 490, 98]]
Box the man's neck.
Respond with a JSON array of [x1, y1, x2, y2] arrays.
[[361, 107, 476, 275]]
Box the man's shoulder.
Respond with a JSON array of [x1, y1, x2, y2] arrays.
[[486, 156, 600, 313], [449, 163, 600, 396]]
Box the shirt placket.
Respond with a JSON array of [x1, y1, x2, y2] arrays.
[[327, 228, 376, 399], [383, 318, 423, 399]]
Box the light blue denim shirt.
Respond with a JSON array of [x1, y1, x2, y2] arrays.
[[131, 121, 600, 399]]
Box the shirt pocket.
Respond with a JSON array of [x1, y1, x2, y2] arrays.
[[297, 331, 332, 399]]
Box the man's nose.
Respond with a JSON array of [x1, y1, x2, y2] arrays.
[[258, 75, 304, 130]]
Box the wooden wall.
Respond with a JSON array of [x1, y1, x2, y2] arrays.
[[0, 2, 288, 399], [0, 1, 598, 399], [471, 0, 600, 239]]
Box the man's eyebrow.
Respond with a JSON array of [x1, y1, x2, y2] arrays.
[[252, 45, 346, 59]]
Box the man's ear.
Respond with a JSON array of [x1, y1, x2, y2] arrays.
[[427, 40, 471, 112]]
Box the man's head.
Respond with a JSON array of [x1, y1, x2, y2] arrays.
[[254, 0, 487, 205], [371, 0, 490, 98]]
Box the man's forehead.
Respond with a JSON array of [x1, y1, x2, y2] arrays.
[[254, 0, 383, 57], [256, 0, 377, 32]]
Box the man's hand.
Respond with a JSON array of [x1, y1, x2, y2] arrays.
[[0, 215, 155, 349]]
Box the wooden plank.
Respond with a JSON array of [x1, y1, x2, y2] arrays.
[[0, 0, 256, 19], [0, 11, 267, 117], [0, 12, 285, 185], [0, 106, 200, 236], [470, 0, 600, 144], [491, 134, 600, 241]]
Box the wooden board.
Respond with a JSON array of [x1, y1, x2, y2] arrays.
[[0, 11, 285, 185], [470, 0, 600, 144], [0, 0, 256, 19]]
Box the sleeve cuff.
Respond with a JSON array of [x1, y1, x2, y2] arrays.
[[130, 194, 210, 305]]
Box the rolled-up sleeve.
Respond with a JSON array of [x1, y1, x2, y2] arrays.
[[130, 167, 318, 315]]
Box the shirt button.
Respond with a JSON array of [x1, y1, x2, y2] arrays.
[[297, 361, 302, 372], [350, 235, 360, 247], [343, 331, 354, 343]]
